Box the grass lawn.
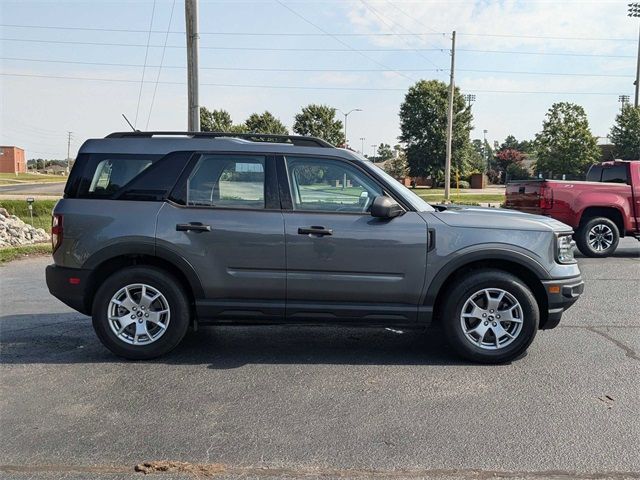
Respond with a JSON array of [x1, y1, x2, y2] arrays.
[[0, 199, 58, 232], [0, 172, 66, 186], [0, 243, 52, 264], [414, 188, 505, 204]]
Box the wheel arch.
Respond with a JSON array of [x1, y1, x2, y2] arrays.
[[82, 243, 204, 314], [426, 251, 550, 329], [578, 206, 625, 237]]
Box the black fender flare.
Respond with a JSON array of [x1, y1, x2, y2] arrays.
[[82, 242, 205, 299], [423, 246, 550, 306]]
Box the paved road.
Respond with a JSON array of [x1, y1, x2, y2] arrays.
[[1, 240, 639, 479], [0, 182, 65, 196]]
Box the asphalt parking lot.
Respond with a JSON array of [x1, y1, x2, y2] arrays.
[[1, 239, 639, 480]]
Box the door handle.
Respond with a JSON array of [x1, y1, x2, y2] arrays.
[[298, 226, 333, 236], [176, 222, 211, 232]]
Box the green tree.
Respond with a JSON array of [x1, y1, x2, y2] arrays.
[[534, 102, 600, 177], [609, 105, 640, 160], [244, 111, 288, 135], [376, 143, 394, 162], [293, 104, 344, 146], [200, 107, 234, 132], [500, 135, 520, 151], [383, 150, 408, 179], [399, 80, 473, 180]]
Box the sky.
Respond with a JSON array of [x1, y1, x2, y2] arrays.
[[0, 0, 638, 159]]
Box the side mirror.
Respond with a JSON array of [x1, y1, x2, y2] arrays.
[[370, 196, 404, 219]]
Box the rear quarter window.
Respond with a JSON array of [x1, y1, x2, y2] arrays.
[[74, 154, 162, 198]]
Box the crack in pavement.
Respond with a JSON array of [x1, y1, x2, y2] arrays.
[[2, 462, 640, 479], [584, 327, 640, 361]]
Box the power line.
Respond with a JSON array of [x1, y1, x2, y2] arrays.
[[134, 0, 156, 128], [146, 0, 176, 129], [2, 56, 633, 78], [1, 23, 636, 42], [0, 72, 627, 95], [274, 0, 415, 82], [359, 0, 443, 69], [1, 37, 635, 57], [384, 0, 442, 35]]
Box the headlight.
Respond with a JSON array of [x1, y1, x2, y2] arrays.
[[556, 234, 576, 264]]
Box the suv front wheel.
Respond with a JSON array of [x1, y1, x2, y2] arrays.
[[441, 269, 539, 364], [92, 266, 190, 360]]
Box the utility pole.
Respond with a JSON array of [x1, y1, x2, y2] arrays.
[[444, 30, 456, 203], [185, 0, 200, 131], [630, 3, 640, 106], [371, 144, 377, 161], [66, 131, 73, 174]]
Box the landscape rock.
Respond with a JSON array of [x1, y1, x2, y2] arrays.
[[0, 208, 50, 248]]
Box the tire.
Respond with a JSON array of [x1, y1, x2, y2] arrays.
[[575, 217, 619, 258], [441, 269, 539, 364], [92, 266, 190, 360]]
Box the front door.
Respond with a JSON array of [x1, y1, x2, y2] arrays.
[[281, 155, 429, 324], [156, 153, 286, 321]]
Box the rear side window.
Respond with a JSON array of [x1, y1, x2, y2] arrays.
[[601, 164, 629, 184], [182, 154, 266, 209], [586, 165, 602, 182], [75, 154, 162, 198]]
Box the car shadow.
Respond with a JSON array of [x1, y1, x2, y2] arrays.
[[0, 313, 475, 367]]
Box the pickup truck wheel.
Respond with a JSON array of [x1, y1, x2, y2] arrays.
[[92, 266, 190, 360], [441, 269, 539, 364], [576, 217, 619, 258]]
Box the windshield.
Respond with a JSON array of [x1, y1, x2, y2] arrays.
[[353, 154, 434, 212]]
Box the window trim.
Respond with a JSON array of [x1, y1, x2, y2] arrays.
[[277, 154, 411, 215], [167, 151, 280, 211]]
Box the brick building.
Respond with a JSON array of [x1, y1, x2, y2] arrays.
[[0, 146, 26, 173]]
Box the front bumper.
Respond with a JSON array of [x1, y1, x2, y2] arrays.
[[45, 264, 92, 315], [540, 275, 584, 329]]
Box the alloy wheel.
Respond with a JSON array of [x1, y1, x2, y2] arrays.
[[460, 288, 524, 350], [107, 283, 171, 345], [587, 224, 614, 252]]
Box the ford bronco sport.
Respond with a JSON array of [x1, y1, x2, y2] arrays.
[[46, 132, 584, 363]]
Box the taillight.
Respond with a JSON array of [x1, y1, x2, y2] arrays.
[[539, 185, 554, 209], [51, 214, 63, 252]]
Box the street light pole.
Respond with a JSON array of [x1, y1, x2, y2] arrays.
[[360, 137, 366, 154], [630, 3, 640, 106], [483, 129, 489, 173], [338, 108, 362, 148]]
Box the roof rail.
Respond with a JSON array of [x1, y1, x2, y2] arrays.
[[105, 131, 333, 148]]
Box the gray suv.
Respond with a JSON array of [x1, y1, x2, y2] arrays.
[[46, 132, 584, 363]]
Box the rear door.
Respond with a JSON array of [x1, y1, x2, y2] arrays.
[[155, 153, 286, 321], [279, 155, 429, 324]]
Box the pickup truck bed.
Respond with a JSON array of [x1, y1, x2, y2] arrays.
[[505, 160, 640, 257]]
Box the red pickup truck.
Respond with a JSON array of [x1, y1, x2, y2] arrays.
[[505, 160, 640, 257]]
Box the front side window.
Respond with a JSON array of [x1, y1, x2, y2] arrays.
[[186, 155, 265, 209], [285, 157, 382, 213], [601, 164, 629, 184]]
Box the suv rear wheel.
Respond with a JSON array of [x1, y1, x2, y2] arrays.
[[92, 266, 190, 360], [441, 269, 539, 364], [575, 216, 619, 258]]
